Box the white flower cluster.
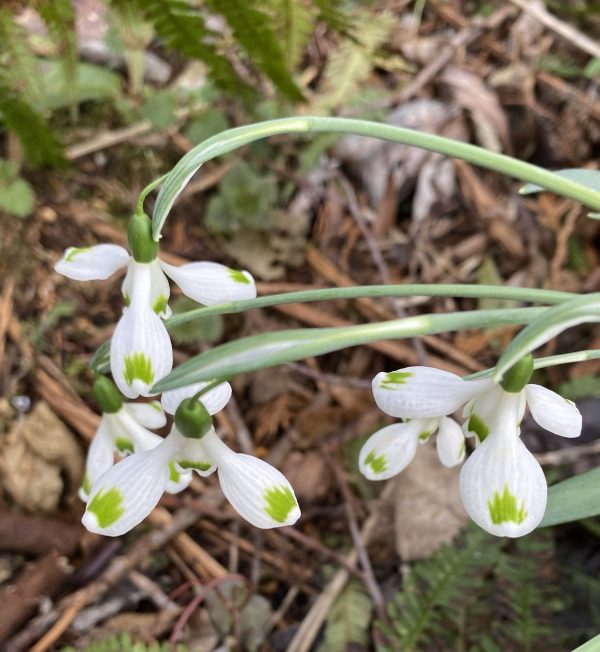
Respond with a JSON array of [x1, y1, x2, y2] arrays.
[[55, 229, 300, 536], [360, 365, 582, 537]]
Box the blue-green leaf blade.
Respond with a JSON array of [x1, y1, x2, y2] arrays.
[[540, 466, 600, 527]]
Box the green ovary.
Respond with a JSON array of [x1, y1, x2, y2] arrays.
[[123, 353, 154, 387], [229, 268, 250, 284], [488, 486, 527, 525], [87, 487, 125, 528], [468, 413, 490, 442], [178, 460, 213, 472], [264, 485, 298, 523], [365, 450, 387, 474], [380, 371, 413, 389], [65, 246, 92, 262]]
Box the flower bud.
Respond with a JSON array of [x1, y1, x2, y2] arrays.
[[93, 375, 123, 414], [175, 398, 212, 439], [500, 354, 534, 393], [127, 213, 159, 263]]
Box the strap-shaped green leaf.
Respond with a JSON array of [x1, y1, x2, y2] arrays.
[[520, 168, 600, 195], [541, 466, 600, 527], [493, 294, 600, 382]]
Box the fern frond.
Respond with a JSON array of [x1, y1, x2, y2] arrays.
[[110, 0, 254, 100], [318, 581, 372, 651], [270, 0, 314, 70], [0, 76, 63, 167], [205, 0, 302, 101], [311, 0, 354, 34], [34, 0, 78, 103]]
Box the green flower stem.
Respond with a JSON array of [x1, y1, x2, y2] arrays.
[[165, 284, 573, 329], [152, 117, 600, 238], [153, 306, 546, 392], [136, 173, 167, 216]]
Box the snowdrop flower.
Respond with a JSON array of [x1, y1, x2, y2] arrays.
[[81, 376, 191, 501], [359, 416, 465, 481], [55, 213, 256, 398], [370, 357, 582, 537], [82, 397, 300, 537]]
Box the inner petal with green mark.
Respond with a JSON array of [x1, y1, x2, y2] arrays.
[[178, 460, 213, 472], [380, 371, 413, 390], [65, 246, 92, 262], [487, 485, 527, 525], [264, 485, 298, 523], [418, 430, 434, 442], [229, 268, 251, 284], [365, 450, 387, 474], [169, 461, 181, 483], [153, 295, 168, 314], [468, 413, 489, 442], [81, 470, 92, 496], [115, 437, 134, 454], [87, 487, 125, 528], [123, 353, 154, 387]]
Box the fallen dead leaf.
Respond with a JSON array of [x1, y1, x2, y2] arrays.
[[282, 451, 331, 502]]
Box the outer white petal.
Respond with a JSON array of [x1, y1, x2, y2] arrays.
[[55, 244, 129, 281], [358, 422, 421, 480], [160, 260, 256, 305], [372, 367, 492, 419], [149, 259, 172, 318], [82, 433, 180, 537], [201, 429, 300, 528], [110, 264, 173, 398], [123, 401, 167, 430], [161, 380, 232, 416], [459, 396, 547, 537], [436, 417, 466, 467], [525, 384, 582, 438], [80, 417, 115, 499], [173, 431, 217, 477]]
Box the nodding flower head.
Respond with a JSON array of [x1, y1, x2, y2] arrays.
[[55, 214, 257, 398]]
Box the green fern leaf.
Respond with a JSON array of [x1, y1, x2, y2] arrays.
[[205, 0, 303, 101], [311, 0, 354, 34], [270, 0, 314, 70], [318, 581, 372, 651], [110, 0, 254, 100]]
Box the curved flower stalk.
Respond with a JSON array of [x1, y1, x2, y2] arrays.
[[81, 376, 191, 501], [55, 213, 256, 398], [369, 359, 582, 537], [82, 398, 300, 537]]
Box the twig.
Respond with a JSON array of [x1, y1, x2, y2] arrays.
[[536, 439, 600, 466], [286, 362, 371, 389], [508, 0, 600, 60]]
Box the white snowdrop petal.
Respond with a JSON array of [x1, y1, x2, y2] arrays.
[[81, 417, 116, 499], [462, 385, 504, 443], [525, 384, 582, 438], [436, 417, 466, 467], [161, 381, 232, 415], [173, 434, 217, 477], [82, 435, 179, 536], [124, 401, 167, 430], [160, 260, 256, 305], [165, 463, 193, 494], [459, 425, 547, 538], [110, 265, 173, 398], [149, 259, 171, 317], [372, 367, 492, 419], [55, 244, 129, 281], [358, 422, 421, 480]]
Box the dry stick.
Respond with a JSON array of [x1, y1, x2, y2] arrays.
[[286, 362, 372, 389], [285, 481, 396, 652], [9, 508, 200, 652], [536, 439, 600, 466], [0, 276, 14, 365], [508, 0, 600, 60], [324, 450, 388, 624]]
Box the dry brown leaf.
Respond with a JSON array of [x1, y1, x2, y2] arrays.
[[394, 443, 468, 561], [282, 451, 331, 502], [0, 402, 83, 512]]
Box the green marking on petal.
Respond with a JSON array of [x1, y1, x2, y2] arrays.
[[169, 461, 181, 483], [419, 430, 433, 442], [457, 439, 466, 460], [123, 353, 154, 387], [123, 292, 131, 307], [178, 459, 213, 472], [149, 401, 163, 412], [115, 437, 134, 454], [81, 470, 92, 496], [87, 487, 125, 528], [380, 371, 413, 389], [264, 485, 298, 523], [468, 413, 490, 442], [65, 246, 92, 262], [153, 294, 168, 314], [365, 450, 387, 474], [229, 268, 251, 284], [488, 485, 527, 525]]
